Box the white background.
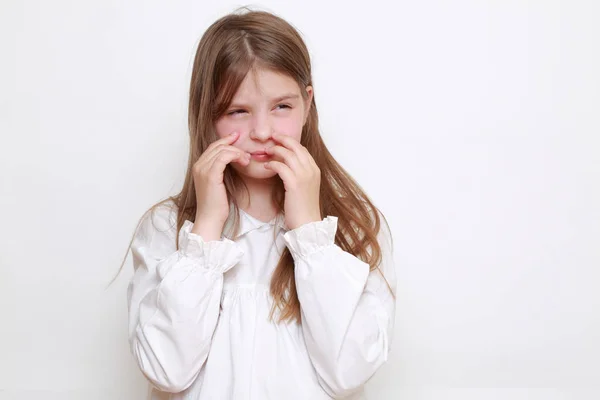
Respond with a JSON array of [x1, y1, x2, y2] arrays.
[[1, 0, 599, 399]]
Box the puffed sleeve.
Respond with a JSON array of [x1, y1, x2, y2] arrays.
[[126, 204, 244, 393], [283, 213, 397, 399]]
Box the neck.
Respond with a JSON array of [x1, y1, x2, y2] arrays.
[[236, 175, 279, 216]]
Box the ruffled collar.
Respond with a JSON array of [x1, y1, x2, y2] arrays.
[[222, 203, 288, 239]]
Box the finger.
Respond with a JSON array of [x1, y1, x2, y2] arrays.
[[272, 133, 310, 163], [264, 160, 295, 186], [231, 152, 252, 166], [205, 144, 249, 167], [204, 131, 241, 158], [208, 150, 248, 180], [265, 145, 301, 171]]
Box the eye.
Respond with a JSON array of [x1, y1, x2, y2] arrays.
[[276, 104, 291, 110], [227, 109, 246, 116]]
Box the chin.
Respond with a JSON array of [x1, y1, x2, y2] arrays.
[[231, 162, 278, 180]]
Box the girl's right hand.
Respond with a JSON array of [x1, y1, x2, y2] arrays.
[[191, 132, 250, 239]]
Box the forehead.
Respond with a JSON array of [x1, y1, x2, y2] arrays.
[[233, 68, 300, 100]]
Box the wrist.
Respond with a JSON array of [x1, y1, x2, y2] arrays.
[[191, 217, 224, 241], [288, 214, 322, 231]]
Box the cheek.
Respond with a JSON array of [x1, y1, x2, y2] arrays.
[[214, 113, 304, 140], [214, 118, 236, 139], [275, 114, 304, 140]]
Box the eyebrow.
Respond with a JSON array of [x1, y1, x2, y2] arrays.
[[229, 93, 300, 108]]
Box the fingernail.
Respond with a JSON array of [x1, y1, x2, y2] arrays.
[[230, 132, 237, 136]]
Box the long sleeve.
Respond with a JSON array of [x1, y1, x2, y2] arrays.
[[126, 205, 244, 393], [282, 213, 397, 399]]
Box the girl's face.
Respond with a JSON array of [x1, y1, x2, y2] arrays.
[[214, 67, 313, 180]]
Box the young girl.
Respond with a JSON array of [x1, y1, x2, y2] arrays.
[[125, 7, 396, 400]]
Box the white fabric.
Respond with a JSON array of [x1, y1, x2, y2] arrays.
[[127, 199, 396, 400]]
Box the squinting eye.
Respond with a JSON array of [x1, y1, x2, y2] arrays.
[[227, 105, 290, 116]]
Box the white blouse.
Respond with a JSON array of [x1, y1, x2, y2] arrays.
[[127, 199, 396, 400]]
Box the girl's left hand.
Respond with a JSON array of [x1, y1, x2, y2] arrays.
[[264, 133, 322, 230]]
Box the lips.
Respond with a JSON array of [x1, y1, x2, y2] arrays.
[[249, 151, 272, 161]]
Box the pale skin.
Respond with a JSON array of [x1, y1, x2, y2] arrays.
[[191, 67, 321, 241]]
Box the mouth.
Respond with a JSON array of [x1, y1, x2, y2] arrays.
[[250, 151, 272, 161]]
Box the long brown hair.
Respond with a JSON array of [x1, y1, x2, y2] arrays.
[[111, 6, 394, 323]]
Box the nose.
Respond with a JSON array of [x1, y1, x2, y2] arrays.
[[249, 113, 273, 142]]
